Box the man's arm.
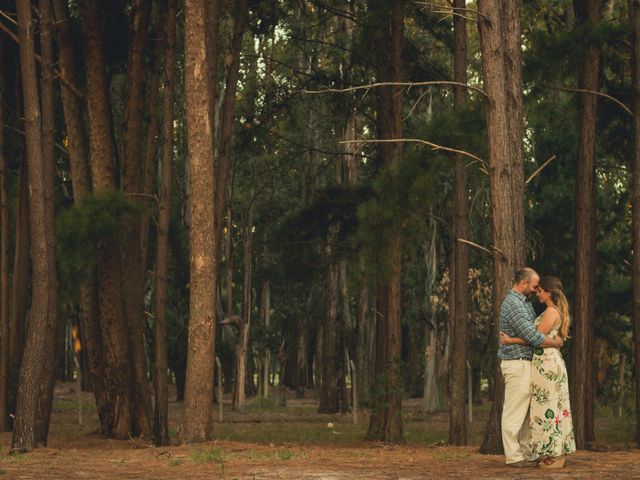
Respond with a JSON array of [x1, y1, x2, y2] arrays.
[[506, 303, 562, 348], [505, 303, 545, 347]]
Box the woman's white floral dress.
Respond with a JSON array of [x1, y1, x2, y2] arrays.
[[528, 310, 576, 458]]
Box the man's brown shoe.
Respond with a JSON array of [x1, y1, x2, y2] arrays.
[[508, 460, 538, 468]]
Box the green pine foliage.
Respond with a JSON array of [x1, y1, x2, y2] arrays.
[[56, 191, 142, 299]]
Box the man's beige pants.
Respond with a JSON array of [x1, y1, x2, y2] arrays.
[[501, 359, 536, 464]]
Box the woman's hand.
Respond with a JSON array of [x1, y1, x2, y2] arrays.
[[499, 331, 512, 345]]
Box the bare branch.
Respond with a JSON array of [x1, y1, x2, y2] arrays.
[[457, 238, 492, 255], [340, 138, 488, 169], [299, 81, 487, 98], [416, 2, 488, 21], [0, 17, 84, 98], [526, 155, 557, 184], [544, 85, 632, 117]]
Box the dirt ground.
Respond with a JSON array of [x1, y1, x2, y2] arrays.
[[1, 384, 639, 479]]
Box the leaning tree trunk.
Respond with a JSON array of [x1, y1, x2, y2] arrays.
[[0, 42, 9, 432], [477, 0, 525, 454], [448, 0, 470, 445], [182, 0, 218, 443], [366, 0, 404, 444], [153, 0, 177, 447], [632, 0, 640, 448], [12, 0, 54, 451], [35, 0, 60, 445], [571, 0, 600, 450]]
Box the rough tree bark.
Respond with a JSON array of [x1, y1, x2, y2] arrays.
[[182, 0, 218, 443], [81, 0, 138, 438], [35, 0, 60, 445], [366, 0, 404, 444], [448, 0, 470, 446], [477, 0, 526, 454], [571, 0, 600, 450], [153, 0, 177, 447], [12, 0, 54, 451]]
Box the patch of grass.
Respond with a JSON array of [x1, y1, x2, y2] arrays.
[[190, 447, 226, 464], [168, 458, 183, 467], [214, 420, 367, 445], [0, 454, 27, 464]]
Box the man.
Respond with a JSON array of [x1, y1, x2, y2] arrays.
[[498, 267, 563, 468]]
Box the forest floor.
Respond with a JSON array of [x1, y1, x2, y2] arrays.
[[0, 383, 639, 479]]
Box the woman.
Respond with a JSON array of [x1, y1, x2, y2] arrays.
[[500, 276, 576, 468]]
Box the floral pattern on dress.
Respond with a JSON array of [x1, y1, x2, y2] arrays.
[[528, 313, 576, 458]]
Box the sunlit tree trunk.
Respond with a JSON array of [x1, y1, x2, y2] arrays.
[[571, 0, 600, 450], [182, 0, 218, 443], [448, 0, 469, 446], [12, 0, 54, 451]]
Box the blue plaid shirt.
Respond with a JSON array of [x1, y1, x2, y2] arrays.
[[498, 289, 545, 360]]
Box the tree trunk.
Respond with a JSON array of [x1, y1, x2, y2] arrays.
[[0, 42, 9, 432], [81, 0, 138, 438], [8, 159, 29, 424], [448, 0, 470, 446], [423, 225, 438, 413], [632, 0, 640, 448], [153, 0, 177, 447], [120, 0, 153, 437], [182, 0, 218, 443], [502, 0, 527, 269], [259, 280, 271, 398], [477, 0, 525, 454], [295, 297, 308, 398], [12, 0, 54, 451], [35, 0, 60, 445], [213, 0, 249, 242], [318, 236, 341, 413], [571, 0, 600, 450], [366, 0, 404, 444], [355, 256, 373, 406], [233, 205, 253, 411], [52, 0, 104, 414]]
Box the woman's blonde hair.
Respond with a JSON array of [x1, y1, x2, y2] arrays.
[[540, 276, 571, 340]]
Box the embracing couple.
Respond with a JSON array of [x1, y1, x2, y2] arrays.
[[498, 267, 576, 469]]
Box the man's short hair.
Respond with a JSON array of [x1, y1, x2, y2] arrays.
[[514, 267, 536, 284]]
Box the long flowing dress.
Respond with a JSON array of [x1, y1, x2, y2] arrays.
[[528, 309, 576, 458]]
